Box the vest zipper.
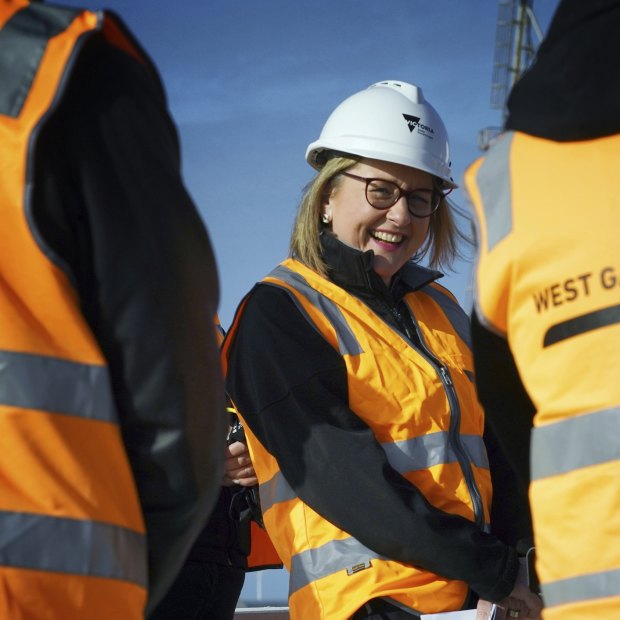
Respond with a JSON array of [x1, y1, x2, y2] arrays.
[[397, 304, 485, 530], [438, 365, 485, 530]]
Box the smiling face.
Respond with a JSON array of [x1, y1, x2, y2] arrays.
[[322, 158, 433, 285]]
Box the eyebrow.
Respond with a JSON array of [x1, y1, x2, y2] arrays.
[[372, 176, 434, 191], [393, 182, 434, 193]]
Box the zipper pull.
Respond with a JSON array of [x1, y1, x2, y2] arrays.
[[439, 366, 453, 386]]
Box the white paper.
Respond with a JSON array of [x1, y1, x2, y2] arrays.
[[420, 610, 477, 619]]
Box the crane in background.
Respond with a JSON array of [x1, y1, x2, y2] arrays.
[[478, 0, 544, 151]]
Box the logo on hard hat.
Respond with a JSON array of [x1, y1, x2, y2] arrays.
[[402, 114, 435, 140]]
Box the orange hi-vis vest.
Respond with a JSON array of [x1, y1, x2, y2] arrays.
[[223, 259, 492, 619], [0, 2, 150, 617], [465, 131, 620, 620]]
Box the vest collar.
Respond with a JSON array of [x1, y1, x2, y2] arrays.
[[319, 231, 443, 302]]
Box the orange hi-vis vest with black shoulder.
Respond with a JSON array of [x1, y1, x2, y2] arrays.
[[0, 3, 150, 617], [223, 259, 492, 620], [465, 131, 620, 620]]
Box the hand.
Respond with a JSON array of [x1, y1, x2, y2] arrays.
[[223, 441, 258, 487], [502, 582, 543, 619], [477, 584, 542, 619]]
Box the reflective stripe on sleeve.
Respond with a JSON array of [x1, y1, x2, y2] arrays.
[[0, 350, 118, 423], [0, 510, 147, 587]]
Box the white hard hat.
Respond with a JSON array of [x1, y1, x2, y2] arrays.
[[306, 80, 456, 189]]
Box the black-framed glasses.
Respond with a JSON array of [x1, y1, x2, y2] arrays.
[[339, 171, 452, 218]]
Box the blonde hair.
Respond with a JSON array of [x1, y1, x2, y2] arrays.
[[290, 155, 470, 277]]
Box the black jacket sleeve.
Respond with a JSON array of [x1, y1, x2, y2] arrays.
[[471, 312, 535, 491], [226, 284, 519, 602], [32, 37, 225, 612], [484, 420, 533, 550], [472, 313, 536, 554]]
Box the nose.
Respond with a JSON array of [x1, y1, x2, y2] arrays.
[[386, 195, 412, 226]]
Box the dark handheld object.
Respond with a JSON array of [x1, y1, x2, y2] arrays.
[[227, 414, 246, 445]]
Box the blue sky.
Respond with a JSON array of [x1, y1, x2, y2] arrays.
[[61, 0, 561, 328], [59, 0, 561, 605]]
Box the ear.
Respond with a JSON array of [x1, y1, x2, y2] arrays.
[[321, 192, 332, 224], [321, 197, 332, 224]]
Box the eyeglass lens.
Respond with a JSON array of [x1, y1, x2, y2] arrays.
[[366, 179, 439, 217]]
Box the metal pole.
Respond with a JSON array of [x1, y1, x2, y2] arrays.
[[509, 1, 528, 95], [257, 570, 263, 602]]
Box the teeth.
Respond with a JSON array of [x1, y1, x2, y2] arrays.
[[372, 231, 403, 243]]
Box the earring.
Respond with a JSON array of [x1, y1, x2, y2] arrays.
[[322, 213, 331, 224]]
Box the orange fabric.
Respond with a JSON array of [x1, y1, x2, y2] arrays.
[[247, 521, 282, 570], [0, 567, 146, 620], [0, 4, 104, 363], [0, 3, 147, 616], [0, 0, 26, 27], [0, 407, 144, 529]]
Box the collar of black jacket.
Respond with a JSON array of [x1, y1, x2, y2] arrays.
[[319, 231, 443, 304]]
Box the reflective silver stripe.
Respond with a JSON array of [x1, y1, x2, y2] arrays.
[[460, 434, 490, 469], [476, 132, 515, 251], [382, 432, 489, 473], [0, 511, 147, 587], [531, 406, 620, 480], [266, 265, 363, 356], [0, 3, 79, 117], [289, 536, 385, 595], [0, 350, 118, 423], [259, 472, 297, 515], [542, 567, 620, 608], [422, 285, 472, 349]]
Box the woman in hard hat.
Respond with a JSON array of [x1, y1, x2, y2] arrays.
[[222, 81, 542, 620]]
